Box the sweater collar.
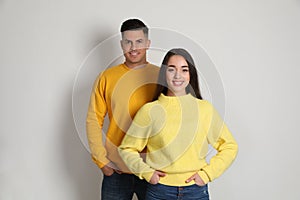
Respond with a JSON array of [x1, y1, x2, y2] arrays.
[[122, 62, 150, 70], [158, 93, 194, 105]]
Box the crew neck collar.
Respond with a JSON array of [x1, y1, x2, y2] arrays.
[[158, 93, 194, 105], [122, 62, 149, 70]]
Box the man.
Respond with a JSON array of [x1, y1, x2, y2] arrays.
[[86, 19, 159, 200]]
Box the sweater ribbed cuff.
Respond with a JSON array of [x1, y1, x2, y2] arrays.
[[142, 171, 155, 182], [92, 155, 110, 169]]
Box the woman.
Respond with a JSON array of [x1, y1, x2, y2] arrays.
[[118, 48, 238, 200]]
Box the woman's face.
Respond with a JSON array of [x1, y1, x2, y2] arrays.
[[166, 55, 190, 96]]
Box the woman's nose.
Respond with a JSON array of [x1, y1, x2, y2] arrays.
[[174, 70, 181, 78]]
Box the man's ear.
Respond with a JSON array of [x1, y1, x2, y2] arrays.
[[120, 40, 123, 49], [146, 39, 151, 49]]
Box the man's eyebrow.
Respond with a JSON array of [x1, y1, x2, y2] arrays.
[[123, 38, 144, 41]]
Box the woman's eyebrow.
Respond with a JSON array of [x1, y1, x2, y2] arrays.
[[167, 65, 188, 68]]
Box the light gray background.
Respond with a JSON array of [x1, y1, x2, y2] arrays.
[[1, 0, 299, 199]]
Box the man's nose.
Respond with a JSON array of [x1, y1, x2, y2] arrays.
[[130, 42, 136, 50]]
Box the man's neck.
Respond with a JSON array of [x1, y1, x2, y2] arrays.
[[124, 62, 148, 69]]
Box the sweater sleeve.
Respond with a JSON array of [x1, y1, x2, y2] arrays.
[[199, 102, 238, 183], [86, 73, 110, 168], [118, 106, 155, 182]]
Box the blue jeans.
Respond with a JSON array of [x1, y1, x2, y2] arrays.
[[101, 173, 148, 200], [145, 183, 209, 200]]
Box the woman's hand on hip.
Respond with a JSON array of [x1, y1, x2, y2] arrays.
[[185, 172, 206, 186], [149, 170, 166, 185]]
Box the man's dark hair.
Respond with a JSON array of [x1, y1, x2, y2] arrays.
[[120, 18, 148, 37]]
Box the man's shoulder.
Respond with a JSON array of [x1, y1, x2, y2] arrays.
[[147, 63, 160, 70], [147, 63, 159, 68], [144, 63, 160, 76], [101, 64, 125, 75]]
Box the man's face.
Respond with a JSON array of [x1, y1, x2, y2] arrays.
[[121, 29, 150, 68]]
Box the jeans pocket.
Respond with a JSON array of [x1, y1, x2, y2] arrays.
[[192, 184, 209, 199]]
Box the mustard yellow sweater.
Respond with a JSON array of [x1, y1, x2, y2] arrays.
[[119, 94, 238, 186], [86, 63, 159, 171]]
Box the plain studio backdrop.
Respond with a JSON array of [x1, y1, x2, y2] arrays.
[[1, 0, 299, 199]]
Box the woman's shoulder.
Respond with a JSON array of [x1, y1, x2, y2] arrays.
[[142, 100, 160, 109], [137, 100, 160, 112], [197, 99, 214, 110]]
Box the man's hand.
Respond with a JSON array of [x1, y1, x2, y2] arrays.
[[185, 172, 206, 186], [101, 163, 123, 176], [149, 170, 166, 185], [101, 165, 114, 176]]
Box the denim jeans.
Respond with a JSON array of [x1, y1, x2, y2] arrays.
[[101, 173, 148, 200], [145, 183, 209, 200]]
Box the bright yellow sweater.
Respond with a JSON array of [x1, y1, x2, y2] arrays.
[[86, 63, 159, 171], [119, 94, 238, 186]]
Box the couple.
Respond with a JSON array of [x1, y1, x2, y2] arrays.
[[86, 18, 238, 200]]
